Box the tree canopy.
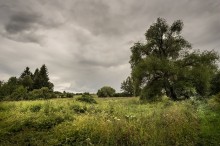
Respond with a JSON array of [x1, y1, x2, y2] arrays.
[[97, 86, 116, 97], [130, 18, 219, 101], [121, 76, 134, 96]]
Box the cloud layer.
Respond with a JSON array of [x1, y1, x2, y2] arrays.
[[0, 0, 220, 92]]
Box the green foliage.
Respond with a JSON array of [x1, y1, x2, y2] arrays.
[[121, 76, 134, 96], [20, 67, 33, 79], [97, 86, 116, 97], [70, 104, 87, 113], [20, 75, 33, 91], [76, 94, 97, 104], [130, 18, 219, 101], [198, 99, 220, 145], [29, 104, 42, 112], [10, 86, 28, 100], [32, 65, 54, 90], [210, 71, 220, 95], [28, 87, 54, 100]]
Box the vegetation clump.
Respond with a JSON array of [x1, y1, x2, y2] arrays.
[[97, 86, 116, 97], [76, 94, 97, 104]]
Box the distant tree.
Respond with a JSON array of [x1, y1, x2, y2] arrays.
[[39, 64, 54, 90], [0, 81, 5, 100], [130, 18, 219, 101], [20, 67, 33, 79], [19, 67, 34, 90], [97, 86, 116, 97], [21, 75, 33, 90], [0, 80, 3, 87], [39, 65, 49, 87], [121, 76, 134, 96], [7, 77, 19, 95], [33, 68, 41, 89], [32, 65, 54, 90]]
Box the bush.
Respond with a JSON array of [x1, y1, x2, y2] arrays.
[[114, 92, 131, 97], [36, 116, 65, 130], [29, 104, 42, 112], [70, 104, 87, 113], [97, 86, 116, 97], [10, 86, 28, 100], [76, 94, 97, 104], [28, 87, 54, 100], [66, 93, 74, 98]]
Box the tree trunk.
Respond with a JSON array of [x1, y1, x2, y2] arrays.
[[169, 86, 178, 101], [164, 77, 178, 101]]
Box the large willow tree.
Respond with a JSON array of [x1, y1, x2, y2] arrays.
[[130, 18, 219, 101]]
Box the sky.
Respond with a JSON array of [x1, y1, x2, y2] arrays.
[[0, 0, 220, 93]]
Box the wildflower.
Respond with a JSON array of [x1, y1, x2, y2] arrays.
[[107, 119, 111, 122]]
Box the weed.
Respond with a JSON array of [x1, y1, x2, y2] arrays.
[[76, 94, 97, 104], [29, 104, 42, 112]]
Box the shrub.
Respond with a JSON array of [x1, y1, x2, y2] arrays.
[[76, 94, 97, 104], [114, 92, 131, 97], [36, 116, 65, 130], [70, 104, 87, 113], [10, 86, 28, 100], [28, 87, 53, 100], [29, 104, 42, 112], [97, 86, 116, 97], [66, 93, 74, 98]]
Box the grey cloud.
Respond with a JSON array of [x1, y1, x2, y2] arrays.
[[5, 12, 40, 34], [0, 0, 65, 44]]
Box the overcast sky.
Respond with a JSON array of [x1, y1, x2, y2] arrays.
[[0, 0, 220, 93]]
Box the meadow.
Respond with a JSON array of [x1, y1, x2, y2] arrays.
[[0, 96, 220, 146]]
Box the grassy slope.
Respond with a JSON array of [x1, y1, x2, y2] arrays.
[[0, 97, 220, 146]]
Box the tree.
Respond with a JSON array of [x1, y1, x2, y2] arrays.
[[32, 65, 54, 90], [39, 64, 54, 90], [33, 68, 41, 89], [20, 67, 33, 79], [19, 67, 33, 90], [21, 75, 33, 90], [97, 86, 116, 97], [39, 64, 49, 87], [121, 76, 134, 96], [130, 18, 219, 101]]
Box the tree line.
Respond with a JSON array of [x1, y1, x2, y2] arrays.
[[0, 65, 54, 100]]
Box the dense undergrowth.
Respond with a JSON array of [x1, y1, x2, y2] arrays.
[[0, 96, 220, 146]]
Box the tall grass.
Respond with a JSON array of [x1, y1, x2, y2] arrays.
[[0, 97, 219, 145]]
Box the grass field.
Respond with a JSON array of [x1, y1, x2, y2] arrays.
[[0, 96, 220, 146]]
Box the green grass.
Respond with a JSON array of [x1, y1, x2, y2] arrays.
[[0, 97, 220, 145]]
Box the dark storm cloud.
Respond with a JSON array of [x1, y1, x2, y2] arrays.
[[0, 0, 220, 92], [0, 0, 65, 44], [5, 12, 40, 34]]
